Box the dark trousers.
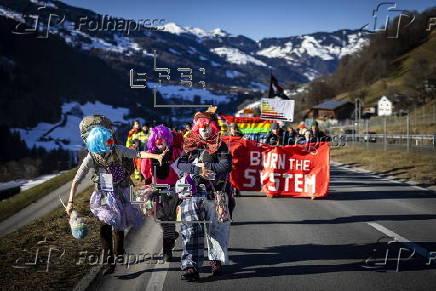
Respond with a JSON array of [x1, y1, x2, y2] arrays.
[[100, 223, 125, 264]]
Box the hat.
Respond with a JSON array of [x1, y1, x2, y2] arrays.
[[271, 123, 280, 130], [194, 106, 219, 124], [311, 120, 319, 127]]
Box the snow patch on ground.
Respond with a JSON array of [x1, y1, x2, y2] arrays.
[[169, 48, 181, 55], [149, 82, 232, 104], [249, 82, 268, 90], [163, 22, 230, 39], [210, 60, 221, 67], [211, 47, 267, 66], [0, 5, 25, 23], [12, 101, 140, 151], [225, 70, 244, 78]]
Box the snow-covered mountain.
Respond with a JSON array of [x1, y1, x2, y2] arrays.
[[0, 0, 368, 151], [0, 0, 369, 86]]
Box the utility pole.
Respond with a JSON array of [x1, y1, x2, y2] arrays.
[[433, 104, 435, 123], [366, 118, 369, 150], [384, 116, 387, 151], [406, 113, 410, 153]]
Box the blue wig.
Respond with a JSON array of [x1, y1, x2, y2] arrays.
[[86, 126, 114, 154]]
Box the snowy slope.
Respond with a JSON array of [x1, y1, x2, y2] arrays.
[[12, 84, 233, 151], [0, 1, 369, 86], [163, 22, 231, 39], [11, 101, 144, 151], [211, 47, 267, 66], [149, 82, 233, 103]]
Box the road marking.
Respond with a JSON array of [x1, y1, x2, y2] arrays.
[[145, 223, 178, 291], [367, 222, 430, 259], [335, 164, 435, 193], [145, 261, 170, 291]]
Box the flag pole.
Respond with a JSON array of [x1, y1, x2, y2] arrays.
[[267, 66, 273, 98]]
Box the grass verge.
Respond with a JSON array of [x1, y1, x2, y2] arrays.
[[0, 186, 102, 290], [0, 168, 77, 222], [331, 146, 436, 185]]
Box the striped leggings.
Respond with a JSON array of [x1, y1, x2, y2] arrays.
[[161, 222, 177, 240]]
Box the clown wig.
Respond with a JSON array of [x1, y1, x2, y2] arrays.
[[86, 126, 114, 154], [191, 117, 220, 136], [147, 125, 174, 152]]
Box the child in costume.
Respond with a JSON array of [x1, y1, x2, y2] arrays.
[[140, 125, 182, 261], [176, 107, 234, 281], [66, 117, 166, 275]]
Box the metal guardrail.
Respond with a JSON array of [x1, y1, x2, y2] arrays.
[[338, 133, 436, 150], [341, 134, 436, 140]]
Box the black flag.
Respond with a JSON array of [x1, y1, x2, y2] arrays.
[[268, 75, 287, 99]]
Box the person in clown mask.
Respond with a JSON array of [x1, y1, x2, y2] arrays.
[[140, 125, 182, 261], [66, 125, 167, 275], [176, 107, 234, 281]]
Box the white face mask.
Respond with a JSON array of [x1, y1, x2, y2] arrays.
[[199, 126, 212, 140]]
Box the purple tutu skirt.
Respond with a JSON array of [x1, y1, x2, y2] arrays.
[[90, 187, 144, 230]]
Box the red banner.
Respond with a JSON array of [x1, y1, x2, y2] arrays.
[[221, 137, 330, 198]]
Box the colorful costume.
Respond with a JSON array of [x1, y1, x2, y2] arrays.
[[74, 128, 144, 266], [126, 127, 148, 180], [140, 125, 182, 261], [176, 109, 234, 280]]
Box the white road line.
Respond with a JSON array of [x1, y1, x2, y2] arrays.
[[145, 261, 170, 291], [145, 223, 178, 291], [367, 222, 430, 259]]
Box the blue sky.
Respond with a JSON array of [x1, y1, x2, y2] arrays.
[[61, 0, 435, 40]]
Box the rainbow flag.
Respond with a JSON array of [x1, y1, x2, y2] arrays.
[[219, 115, 275, 134]]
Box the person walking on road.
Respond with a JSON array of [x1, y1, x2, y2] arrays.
[[310, 120, 329, 142], [228, 123, 244, 137], [126, 120, 144, 180], [176, 107, 234, 281], [66, 116, 166, 275], [266, 123, 284, 145], [140, 125, 182, 262], [283, 124, 297, 145]]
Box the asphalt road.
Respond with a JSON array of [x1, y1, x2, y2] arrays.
[[0, 173, 93, 236], [90, 165, 436, 291]]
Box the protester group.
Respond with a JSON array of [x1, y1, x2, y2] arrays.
[[65, 109, 330, 281]]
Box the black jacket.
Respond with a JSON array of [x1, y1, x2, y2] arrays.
[[176, 142, 232, 188]]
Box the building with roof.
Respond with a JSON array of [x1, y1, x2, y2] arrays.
[[304, 100, 354, 121]]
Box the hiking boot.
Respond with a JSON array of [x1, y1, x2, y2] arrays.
[[181, 267, 200, 281], [210, 260, 222, 276]]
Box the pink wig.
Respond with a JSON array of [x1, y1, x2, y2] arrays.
[[147, 125, 173, 152], [191, 117, 220, 136]]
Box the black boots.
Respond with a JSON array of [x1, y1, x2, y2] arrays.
[[210, 260, 223, 276], [181, 267, 200, 281], [163, 238, 176, 262]]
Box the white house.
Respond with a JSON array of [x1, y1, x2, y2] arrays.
[[377, 96, 393, 116]]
